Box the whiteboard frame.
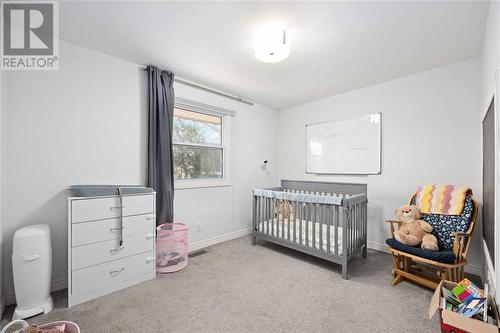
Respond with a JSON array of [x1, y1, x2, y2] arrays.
[[305, 112, 382, 175]]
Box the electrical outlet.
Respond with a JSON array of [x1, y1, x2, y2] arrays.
[[195, 223, 202, 232]]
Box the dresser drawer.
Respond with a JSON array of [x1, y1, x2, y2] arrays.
[[122, 195, 154, 218], [71, 194, 154, 223], [72, 234, 154, 270], [71, 214, 155, 247], [71, 251, 155, 295]]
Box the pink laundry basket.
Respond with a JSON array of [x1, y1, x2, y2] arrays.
[[156, 223, 188, 273], [1, 320, 80, 333]]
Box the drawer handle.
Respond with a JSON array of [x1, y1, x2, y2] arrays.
[[23, 254, 41, 262], [146, 233, 155, 239], [146, 257, 155, 263], [109, 246, 124, 254], [146, 215, 155, 220], [110, 205, 125, 210], [110, 267, 125, 275], [109, 227, 124, 232]]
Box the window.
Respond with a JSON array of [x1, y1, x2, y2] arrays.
[[173, 103, 230, 188]]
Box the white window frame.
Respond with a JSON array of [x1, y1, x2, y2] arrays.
[[173, 98, 233, 189]]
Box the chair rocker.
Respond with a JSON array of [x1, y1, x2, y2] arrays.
[[385, 194, 478, 290]]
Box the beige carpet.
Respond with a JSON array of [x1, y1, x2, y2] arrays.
[[1, 236, 441, 332]]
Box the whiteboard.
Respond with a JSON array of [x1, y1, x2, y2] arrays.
[[306, 113, 381, 174]]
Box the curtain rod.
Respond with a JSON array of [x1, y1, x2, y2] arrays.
[[139, 65, 253, 106]]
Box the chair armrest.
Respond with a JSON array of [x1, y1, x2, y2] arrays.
[[451, 232, 472, 262], [385, 220, 401, 238]]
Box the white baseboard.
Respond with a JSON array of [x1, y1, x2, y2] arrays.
[[367, 241, 389, 253], [189, 227, 252, 253], [367, 241, 482, 276]]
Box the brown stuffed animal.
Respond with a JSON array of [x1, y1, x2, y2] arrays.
[[275, 200, 292, 219], [393, 204, 439, 251]]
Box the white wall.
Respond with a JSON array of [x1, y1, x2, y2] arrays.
[[278, 58, 483, 273], [481, 1, 500, 111], [173, 85, 279, 248], [2, 40, 278, 301], [480, 0, 500, 299]]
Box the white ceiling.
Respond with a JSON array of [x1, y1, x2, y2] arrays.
[[59, 1, 490, 110]]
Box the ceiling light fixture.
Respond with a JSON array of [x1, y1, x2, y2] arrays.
[[253, 22, 291, 63]]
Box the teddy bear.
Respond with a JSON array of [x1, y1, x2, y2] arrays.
[[275, 199, 292, 220], [393, 204, 439, 251]]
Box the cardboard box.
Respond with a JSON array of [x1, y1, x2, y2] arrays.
[[429, 280, 500, 333]]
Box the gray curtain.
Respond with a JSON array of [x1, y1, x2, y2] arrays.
[[147, 65, 175, 225]]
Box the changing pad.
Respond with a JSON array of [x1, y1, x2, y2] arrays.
[[68, 185, 154, 197]]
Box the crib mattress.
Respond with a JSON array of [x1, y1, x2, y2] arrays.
[[258, 219, 360, 255]]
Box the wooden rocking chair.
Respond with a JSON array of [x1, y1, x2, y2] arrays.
[[385, 195, 478, 290]]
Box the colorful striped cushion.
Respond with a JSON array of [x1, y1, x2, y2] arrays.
[[414, 184, 472, 215]]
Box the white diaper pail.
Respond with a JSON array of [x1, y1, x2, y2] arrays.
[[12, 224, 53, 320]]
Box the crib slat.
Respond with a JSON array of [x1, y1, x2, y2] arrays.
[[292, 200, 296, 242], [258, 196, 262, 232], [342, 208, 348, 258], [353, 205, 356, 253], [299, 203, 303, 245], [260, 196, 264, 234], [326, 205, 331, 253], [360, 203, 363, 250], [288, 201, 292, 241], [265, 196, 268, 234], [269, 197, 272, 235], [305, 203, 312, 246], [266, 196, 269, 235], [334, 206, 339, 255], [274, 198, 277, 237], [266, 197, 270, 235], [349, 207, 352, 256], [354, 205, 359, 251], [354, 206, 357, 253], [357, 204, 360, 250], [294, 201, 298, 243], [356, 204, 359, 251], [255, 196, 258, 232], [282, 200, 285, 239], [349, 206, 352, 256], [312, 203, 316, 249], [294, 200, 298, 241], [264, 196, 268, 235], [270, 197, 273, 236], [351, 205, 354, 253], [317, 204, 320, 250], [274, 197, 278, 237], [261, 196, 264, 232], [319, 204, 324, 251]]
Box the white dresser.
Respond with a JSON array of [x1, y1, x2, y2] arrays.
[[68, 193, 156, 307]]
